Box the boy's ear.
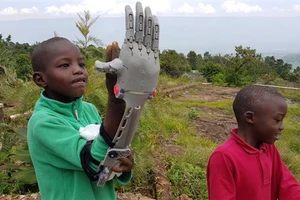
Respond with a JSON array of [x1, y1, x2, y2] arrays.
[[33, 72, 47, 88], [244, 111, 254, 124]]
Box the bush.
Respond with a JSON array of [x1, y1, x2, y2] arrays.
[[212, 73, 227, 86]]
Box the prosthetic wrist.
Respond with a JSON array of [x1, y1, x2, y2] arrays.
[[94, 1, 160, 186]]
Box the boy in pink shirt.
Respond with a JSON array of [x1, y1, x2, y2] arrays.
[[207, 85, 300, 200]]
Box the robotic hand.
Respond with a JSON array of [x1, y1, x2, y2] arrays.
[[95, 1, 160, 186]]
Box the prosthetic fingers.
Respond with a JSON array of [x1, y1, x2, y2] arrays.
[[94, 2, 160, 186]]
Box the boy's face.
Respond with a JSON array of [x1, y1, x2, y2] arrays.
[[252, 96, 287, 145], [40, 40, 88, 103]]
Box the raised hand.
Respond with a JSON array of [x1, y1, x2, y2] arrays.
[[95, 1, 160, 187], [103, 41, 121, 100], [95, 1, 160, 99]]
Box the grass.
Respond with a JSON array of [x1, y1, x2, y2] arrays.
[[1, 72, 300, 199], [117, 84, 300, 198], [275, 103, 300, 180], [277, 88, 300, 102], [201, 99, 233, 114]]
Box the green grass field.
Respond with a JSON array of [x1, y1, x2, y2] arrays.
[[0, 73, 299, 199]]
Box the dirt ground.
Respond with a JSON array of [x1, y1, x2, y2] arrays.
[[191, 106, 236, 144], [0, 84, 240, 200], [184, 85, 239, 143], [153, 84, 239, 200], [152, 84, 240, 200]]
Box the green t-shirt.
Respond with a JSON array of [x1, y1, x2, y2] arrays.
[[28, 92, 131, 200]]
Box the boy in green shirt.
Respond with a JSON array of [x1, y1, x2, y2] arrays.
[[28, 38, 133, 200]]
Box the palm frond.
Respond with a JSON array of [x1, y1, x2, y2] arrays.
[[87, 35, 103, 47], [88, 14, 100, 28]]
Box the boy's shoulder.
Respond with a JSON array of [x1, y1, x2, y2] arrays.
[[212, 134, 278, 159], [213, 137, 237, 154]]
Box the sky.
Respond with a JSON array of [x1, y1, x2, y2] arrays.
[[1, 0, 300, 21]]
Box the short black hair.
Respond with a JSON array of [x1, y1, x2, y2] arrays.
[[233, 85, 283, 124], [31, 37, 70, 72]]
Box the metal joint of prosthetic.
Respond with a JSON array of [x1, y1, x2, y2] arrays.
[[94, 2, 160, 187]]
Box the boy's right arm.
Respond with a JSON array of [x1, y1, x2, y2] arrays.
[[274, 148, 300, 200], [207, 152, 236, 200], [101, 42, 126, 140]]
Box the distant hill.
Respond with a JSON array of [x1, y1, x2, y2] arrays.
[[262, 53, 300, 69], [281, 54, 300, 69], [1, 17, 300, 56]]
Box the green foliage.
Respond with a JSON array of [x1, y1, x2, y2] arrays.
[[1, 32, 299, 87], [265, 56, 293, 80], [14, 54, 32, 81], [212, 73, 227, 86], [0, 37, 15, 75], [7, 150, 36, 185], [160, 50, 190, 77], [188, 109, 200, 120], [268, 77, 288, 87], [167, 161, 207, 199], [203, 51, 212, 61], [0, 125, 37, 194], [0, 124, 19, 153], [0, 34, 34, 82], [199, 61, 224, 82], [75, 10, 102, 57], [187, 50, 198, 70]]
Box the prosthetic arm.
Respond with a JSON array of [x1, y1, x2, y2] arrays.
[[95, 1, 160, 186]]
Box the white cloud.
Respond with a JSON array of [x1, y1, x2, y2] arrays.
[[177, 2, 215, 14], [0, 7, 18, 15], [177, 3, 194, 13], [45, 6, 59, 15], [222, 1, 262, 13], [139, 0, 171, 14], [20, 7, 39, 14], [293, 5, 300, 11], [272, 7, 286, 12], [45, 1, 123, 15], [44, 0, 172, 16], [196, 2, 216, 14], [0, 6, 39, 15]]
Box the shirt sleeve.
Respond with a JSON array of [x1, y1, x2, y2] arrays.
[[207, 151, 236, 200], [274, 149, 300, 200], [116, 171, 133, 185], [31, 116, 108, 171]]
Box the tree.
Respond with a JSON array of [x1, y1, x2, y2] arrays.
[[187, 51, 198, 70], [160, 50, 190, 77], [15, 54, 32, 81], [75, 10, 102, 51], [203, 51, 212, 61], [0, 34, 15, 74], [224, 46, 260, 86], [274, 59, 292, 80], [199, 61, 224, 82], [265, 56, 292, 80]]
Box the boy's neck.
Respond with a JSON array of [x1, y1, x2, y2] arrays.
[[43, 90, 79, 103], [237, 128, 261, 149]]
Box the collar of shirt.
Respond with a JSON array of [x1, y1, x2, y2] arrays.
[[231, 128, 267, 154], [37, 91, 84, 120]]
